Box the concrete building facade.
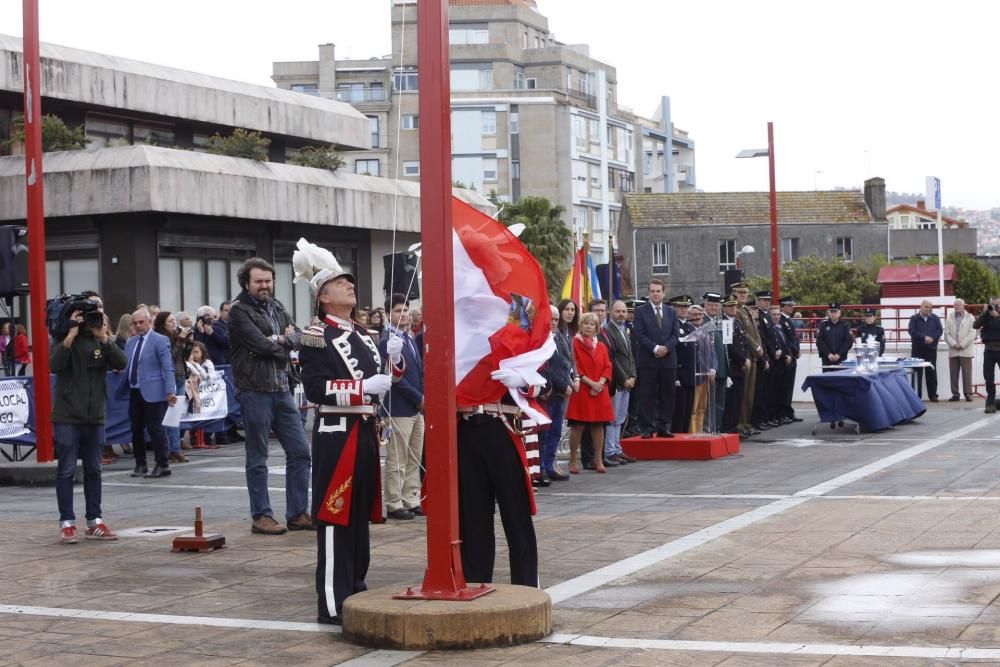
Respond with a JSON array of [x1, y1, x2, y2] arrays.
[[271, 0, 696, 265], [621, 178, 890, 300], [0, 34, 491, 323]]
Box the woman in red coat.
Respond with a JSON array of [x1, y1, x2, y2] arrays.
[[13, 323, 29, 376], [565, 312, 614, 473]]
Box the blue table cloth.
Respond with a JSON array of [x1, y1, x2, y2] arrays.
[[801, 367, 926, 431]]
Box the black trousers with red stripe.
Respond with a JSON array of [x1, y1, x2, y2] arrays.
[[314, 427, 377, 620], [458, 414, 538, 587]]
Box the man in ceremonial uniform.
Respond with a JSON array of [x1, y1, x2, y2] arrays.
[[766, 305, 793, 426], [722, 295, 751, 435], [751, 291, 776, 430], [816, 303, 854, 373], [671, 295, 697, 434], [732, 284, 763, 435], [296, 241, 405, 626], [701, 292, 728, 433], [778, 297, 803, 423]]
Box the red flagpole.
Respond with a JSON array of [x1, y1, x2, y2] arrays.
[[397, 0, 489, 601], [22, 0, 53, 463]]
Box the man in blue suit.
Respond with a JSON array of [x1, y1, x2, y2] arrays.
[[632, 278, 679, 438], [379, 293, 425, 520], [124, 308, 177, 478]]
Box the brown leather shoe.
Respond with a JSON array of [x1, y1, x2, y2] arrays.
[[287, 513, 316, 531], [169, 452, 189, 463], [620, 453, 638, 463], [251, 515, 288, 535]]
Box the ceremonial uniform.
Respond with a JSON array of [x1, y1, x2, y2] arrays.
[[299, 314, 404, 622], [734, 298, 762, 433], [672, 310, 698, 434], [722, 308, 750, 434], [752, 306, 778, 428], [778, 306, 801, 421]]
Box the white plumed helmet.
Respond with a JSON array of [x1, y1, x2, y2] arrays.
[[292, 238, 354, 300]]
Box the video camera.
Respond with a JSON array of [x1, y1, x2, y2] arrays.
[[47, 294, 104, 340]]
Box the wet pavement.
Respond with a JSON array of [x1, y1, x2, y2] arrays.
[[4, 399, 1000, 665]]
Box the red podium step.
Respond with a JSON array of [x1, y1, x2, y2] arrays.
[[621, 433, 740, 460]]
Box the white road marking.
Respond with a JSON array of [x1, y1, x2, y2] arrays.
[[539, 634, 1000, 659], [546, 492, 1000, 502], [0, 604, 338, 633], [544, 417, 993, 605], [102, 482, 291, 493]]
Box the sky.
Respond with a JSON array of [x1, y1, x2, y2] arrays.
[[4, 0, 998, 209]]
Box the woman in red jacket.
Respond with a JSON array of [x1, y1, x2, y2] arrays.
[[13, 323, 29, 376], [565, 312, 614, 474]]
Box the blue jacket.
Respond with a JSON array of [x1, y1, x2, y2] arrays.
[[379, 329, 423, 417], [908, 312, 943, 352], [195, 319, 230, 365], [122, 330, 176, 403], [632, 300, 679, 368]]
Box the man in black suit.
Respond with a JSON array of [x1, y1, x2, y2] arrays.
[[632, 279, 679, 438]]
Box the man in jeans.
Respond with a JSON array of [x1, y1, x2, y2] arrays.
[[229, 257, 312, 535], [975, 297, 1000, 413], [50, 294, 126, 543]]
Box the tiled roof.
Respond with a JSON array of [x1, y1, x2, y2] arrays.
[[623, 191, 872, 227], [887, 204, 967, 228]]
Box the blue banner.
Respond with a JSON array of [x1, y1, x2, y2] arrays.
[[0, 365, 243, 446]]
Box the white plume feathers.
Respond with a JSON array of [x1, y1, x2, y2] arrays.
[[292, 238, 348, 294]]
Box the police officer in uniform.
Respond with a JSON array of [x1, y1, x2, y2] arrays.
[[721, 295, 750, 435], [671, 295, 697, 433], [856, 308, 886, 356], [297, 245, 405, 626], [816, 303, 854, 373], [751, 291, 776, 429], [778, 297, 803, 422]]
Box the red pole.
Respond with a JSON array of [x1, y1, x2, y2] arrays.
[[399, 0, 484, 601], [767, 121, 780, 301], [22, 0, 53, 463]]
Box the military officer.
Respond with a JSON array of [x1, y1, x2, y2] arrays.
[[778, 297, 803, 422], [731, 283, 763, 436], [670, 295, 697, 433]]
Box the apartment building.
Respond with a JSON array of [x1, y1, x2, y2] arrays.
[[271, 0, 696, 265]]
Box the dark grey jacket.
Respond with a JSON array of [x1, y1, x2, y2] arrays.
[[228, 291, 299, 392]]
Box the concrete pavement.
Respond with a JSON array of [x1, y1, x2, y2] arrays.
[[4, 400, 1000, 665]]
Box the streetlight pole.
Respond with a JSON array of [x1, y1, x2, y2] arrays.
[[767, 122, 779, 301]]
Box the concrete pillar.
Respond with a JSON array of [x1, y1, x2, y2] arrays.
[[318, 43, 337, 99]]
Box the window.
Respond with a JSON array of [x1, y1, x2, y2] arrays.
[[133, 121, 175, 147], [524, 77, 536, 89], [511, 160, 520, 180], [589, 119, 600, 143], [718, 239, 736, 272], [535, 35, 542, 49], [481, 111, 496, 135], [393, 69, 418, 91], [510, 112, 519, 134], [449, 24, 489, 44], [401, 114, 419, 130], [403, 161, 420, 176], [573, 116, 587, 151], [336, 83, 364, 103], [652, 241, 670, 275], [291, 83, 319, 96], [46, 258, 99, 299], [450, 68, 493, 91], [522, 31, 528, 49], [514, 72, 526, 89], [355, 159, 380, 176], [836, 236, 853, 262], [366, 116, 380, 149], [483, 158, 498, 182], [369, 82, 385, 101], [84, 114, 129, 148], [781, 237, 800, 264], [157, 241, 254, 314]]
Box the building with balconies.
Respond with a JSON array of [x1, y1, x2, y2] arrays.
[[271, 0, 697, 267]]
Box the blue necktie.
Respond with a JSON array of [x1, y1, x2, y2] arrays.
[[129, 335, 144, 387]]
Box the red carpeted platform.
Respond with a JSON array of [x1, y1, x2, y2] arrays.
[[621, 433, 740, 460]]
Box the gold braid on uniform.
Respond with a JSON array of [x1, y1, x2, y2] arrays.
[[300, 324, 327, 349]]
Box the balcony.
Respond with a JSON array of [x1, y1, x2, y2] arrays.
[[335, 88, 387, 104]]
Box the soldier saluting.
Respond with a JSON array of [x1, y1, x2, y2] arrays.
[[294, 240, 406, 626]]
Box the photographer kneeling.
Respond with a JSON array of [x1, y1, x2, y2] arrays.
[[50, 293, 126, 544]]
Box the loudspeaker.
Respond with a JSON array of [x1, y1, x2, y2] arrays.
[[0, 226, 28, 298], [382, 252, 420, 302]]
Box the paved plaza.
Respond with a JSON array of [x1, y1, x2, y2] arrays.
[[6, 401, 1000, 665]]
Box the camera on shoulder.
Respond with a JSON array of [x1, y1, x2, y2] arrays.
[[47, 294, 103, 340]]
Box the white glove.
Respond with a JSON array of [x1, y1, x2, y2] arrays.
[[365, 374, 393, 396], [726, 377, 734, 388], [386, 335, 404, 364], [490, 368, 527, 389]]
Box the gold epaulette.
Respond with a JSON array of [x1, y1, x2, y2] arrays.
[[300, 324, 327, 349]]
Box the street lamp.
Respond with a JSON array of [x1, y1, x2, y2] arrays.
[[736, 121, 780, 300], [735, 244, 755, 270]]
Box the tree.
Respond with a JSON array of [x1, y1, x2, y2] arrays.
[[6, 114, 88, 152], [497, 196, 573, 301], [203, 128, 270, 161], [287, 144, 344, 171], [747, 254, 880, 308], [938, 253, 999, 305]]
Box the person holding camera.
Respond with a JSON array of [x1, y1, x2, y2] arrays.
[[975, 297, 1000, 413], [50, 294, 126, 544]]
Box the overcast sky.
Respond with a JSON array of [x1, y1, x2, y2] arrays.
[[4, 0, 997, 209]]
